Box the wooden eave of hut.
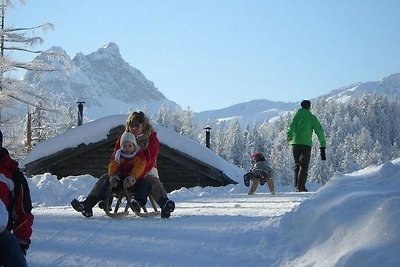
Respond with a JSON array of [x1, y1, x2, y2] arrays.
[[24, 125, 237, 192]]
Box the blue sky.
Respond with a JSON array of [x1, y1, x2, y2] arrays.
[[6, 0, 400, 112]]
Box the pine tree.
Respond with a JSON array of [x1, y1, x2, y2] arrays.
[[156, 104, 174, 129], [151, 93, 400, 187], [225, 120, 243, 166], [213, 121, 228, 161], [180, 107, 198, 139], [242, 124, 253, 170], [310, 160, 328, 185]]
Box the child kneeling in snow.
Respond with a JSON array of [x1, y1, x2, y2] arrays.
[[244, 152, 275, 195]]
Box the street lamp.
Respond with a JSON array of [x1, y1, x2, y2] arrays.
[[204, 126, 211, 149]]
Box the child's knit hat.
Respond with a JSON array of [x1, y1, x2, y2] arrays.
[[120, 132, 137, 147]]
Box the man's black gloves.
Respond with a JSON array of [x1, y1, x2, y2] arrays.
[[320, 147, 326, 161]]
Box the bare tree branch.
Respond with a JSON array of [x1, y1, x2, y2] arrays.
[[4, 46, 44, 53], [4, 36, 44, 45], [6, 93, 62, 113], [4, 23, 54, 33]]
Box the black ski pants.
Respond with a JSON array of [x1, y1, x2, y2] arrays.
[[292, 144, 312, 191]]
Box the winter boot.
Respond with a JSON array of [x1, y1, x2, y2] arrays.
[[161, 199, 175, 219], [71, 195, 98, 218], [71, 199, 93, 218], [71, 199, 84, 212], [296, 188, 308, 192]]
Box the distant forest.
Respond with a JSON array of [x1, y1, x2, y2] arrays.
[[156, 94, 400, 186], [2, 94, 400, 186]]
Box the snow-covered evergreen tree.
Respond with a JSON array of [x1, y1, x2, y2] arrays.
[[213, 121, 228, 161], [241, 124, 254, 170], [156, 104, 175, 129], [201, 94, 400, 186], [179, 107, 197, 139], [228, 120, 244, 167]]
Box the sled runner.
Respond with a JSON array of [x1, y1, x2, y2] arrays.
[[101, 174, 161, 218]]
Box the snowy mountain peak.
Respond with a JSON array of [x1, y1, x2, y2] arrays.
[[45, 46, 68, 54], [88, 42, 122, 61], [22, 42, 180, 120], [100, 42, 120, 55], [31, 46, 71, 68]]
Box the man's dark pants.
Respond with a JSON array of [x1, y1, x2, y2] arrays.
[[292, 144, 312, 191]]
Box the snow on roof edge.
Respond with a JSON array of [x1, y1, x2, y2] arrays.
[[22, 115, 243, 182], [22, 115, 127, 166]]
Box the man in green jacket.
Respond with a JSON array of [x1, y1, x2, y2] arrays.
[[287, 100, 326, 192]]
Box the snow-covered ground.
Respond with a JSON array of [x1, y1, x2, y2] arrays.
[[25, 159, 400, 267]]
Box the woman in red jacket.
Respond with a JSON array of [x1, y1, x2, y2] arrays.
[[115, 111, 175, 218], [71, 112, 175, 218]]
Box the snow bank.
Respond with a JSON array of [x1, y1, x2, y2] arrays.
[[24, 159, 400, 266], [264, 159, 400, 266]]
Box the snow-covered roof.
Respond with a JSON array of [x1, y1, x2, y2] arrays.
[[23, 115, 244, 182]]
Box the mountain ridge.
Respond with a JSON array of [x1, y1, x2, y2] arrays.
[[321, 72, 400, 103], [195, 72, 400, 125], [21, 42, 400, 124], [195, 99, 298, 125]]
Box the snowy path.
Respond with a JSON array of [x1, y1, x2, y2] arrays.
[[27, 192, 312, 267], [175, 192, 308, 217]]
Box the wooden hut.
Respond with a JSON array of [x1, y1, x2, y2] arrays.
[[24, 118, 238, 192]]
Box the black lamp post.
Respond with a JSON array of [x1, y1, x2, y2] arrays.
[[204, 126, 211, 149], [77, 101, 85, 126]]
